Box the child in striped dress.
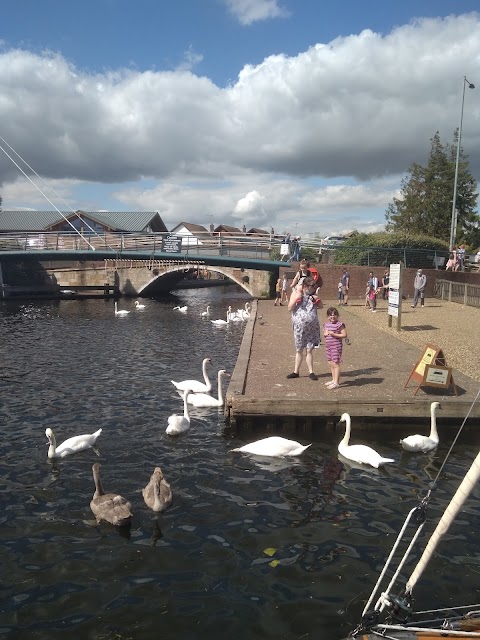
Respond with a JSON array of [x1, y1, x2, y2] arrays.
[[323, 307, 347, 389]]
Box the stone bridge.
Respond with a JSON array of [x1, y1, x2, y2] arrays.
[[48, 259, 274, 298]]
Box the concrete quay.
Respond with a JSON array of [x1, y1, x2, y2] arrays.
[[225, 297, 480, 432]]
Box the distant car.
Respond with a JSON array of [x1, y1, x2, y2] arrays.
[[320, 236, 346, 246]]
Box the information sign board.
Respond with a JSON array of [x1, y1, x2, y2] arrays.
[[404, 344, 457, 396], [162, 235, 182, 253]]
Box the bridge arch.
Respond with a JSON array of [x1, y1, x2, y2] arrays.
[[137, 264, 260, 297]]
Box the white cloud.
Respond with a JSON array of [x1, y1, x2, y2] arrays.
[[175, 46, 204, 72], [0, 14, 479, 236], [222, 0, 289, 25]]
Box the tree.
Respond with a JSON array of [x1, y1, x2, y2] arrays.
[[385, 131, 479, 246]]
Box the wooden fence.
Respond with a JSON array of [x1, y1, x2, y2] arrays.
[[434, 278, 480, 308]]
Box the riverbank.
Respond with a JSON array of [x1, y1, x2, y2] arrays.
[[226, 297, 480, 430]]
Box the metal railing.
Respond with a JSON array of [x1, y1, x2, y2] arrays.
[[434, 278, 480, 308], [0, 231, 284, 261], [0, 231, 463, 270]]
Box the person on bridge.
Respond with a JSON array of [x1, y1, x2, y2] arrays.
[[287, 276, 323, 381]]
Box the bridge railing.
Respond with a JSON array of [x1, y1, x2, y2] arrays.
[[0, 231, 287, 261]]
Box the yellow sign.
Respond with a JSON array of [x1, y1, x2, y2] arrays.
[[404, 344, 451, 394], [414, 346, 438, 377]]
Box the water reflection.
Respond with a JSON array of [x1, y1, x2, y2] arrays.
[[1, 289, 479, 640]]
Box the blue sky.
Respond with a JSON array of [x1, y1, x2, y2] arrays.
[[1, 0, 479, 236]]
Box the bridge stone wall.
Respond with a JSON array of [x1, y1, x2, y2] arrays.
[[47, 260, 273, 298]]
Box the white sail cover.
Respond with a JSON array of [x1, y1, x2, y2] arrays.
[[406, 449, 480, 594]]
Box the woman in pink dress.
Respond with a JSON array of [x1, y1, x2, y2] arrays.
[[323, 307, 347, 390]]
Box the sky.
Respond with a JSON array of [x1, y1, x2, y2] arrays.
[[0, 0, 479, 238]]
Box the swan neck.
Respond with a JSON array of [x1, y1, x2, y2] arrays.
[[217, 373, 224, 400], [93, 467, 105, 496], [47, 431, 56, 458], [341, 417, 351, 445], [430, 406, 438, 439], [183, 391, 190, 418]]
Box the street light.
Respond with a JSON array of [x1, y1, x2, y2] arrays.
[[449, 76, 475, 251]]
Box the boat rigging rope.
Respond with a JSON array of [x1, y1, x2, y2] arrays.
[[425, 386, 480, 499], [355, 388, 480, 633], [0, 134, 114, 251]]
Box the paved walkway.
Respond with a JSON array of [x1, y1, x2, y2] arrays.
[[226, 298, 480, 425]]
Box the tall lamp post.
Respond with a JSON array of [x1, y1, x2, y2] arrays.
[[449, 76, 475, 251]]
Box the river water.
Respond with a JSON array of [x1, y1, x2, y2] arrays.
[[1, 286, 479, 640]]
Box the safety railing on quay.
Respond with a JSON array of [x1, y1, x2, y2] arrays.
[[434, 278, 480, 309]]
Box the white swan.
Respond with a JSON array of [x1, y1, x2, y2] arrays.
[[135, 300, 146, 310], [237, 302, 251, 319], [171, 358, 212, 393], [211, 309, 230, 326], [114, 301, 130, 316], [46, 427, 102, 459], [231, 436, 311, 457], [186, 370, 229, 407], [201, 306, 211, 317], [90, 463, 132, 526], [166, 388, 191, 435], [400, 402, 441, 453], [142, 467, 173, 512], [338, 413, 395, 468], [173, 305, 188, 313]]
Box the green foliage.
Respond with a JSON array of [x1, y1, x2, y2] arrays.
[[385, 131, 479, 245], [334, 232, 449, 267], [300, 247, 318, 261]]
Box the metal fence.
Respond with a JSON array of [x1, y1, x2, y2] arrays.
[[434, 278, 480, 308]]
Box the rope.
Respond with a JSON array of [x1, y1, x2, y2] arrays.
[[0, 134, 114, 251]]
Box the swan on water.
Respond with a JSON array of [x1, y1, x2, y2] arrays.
[[237, 302, 251, 319], [201, 306, 211, 317], [166, 388, 191, 435], [400, 402, 441, 453], [142, 467, 173, 512], [90, 463, 132, 526], [211, 309, 230, 326], [338, 413, 395, 468], [173, 305, 188, 313], [135, 301, 146, 310], [114, 302, 130, 316], [231, 436, 312, 457], [171, 358, 212, 393], [46, 427, 102, 459], [186, 370, 229, 408]]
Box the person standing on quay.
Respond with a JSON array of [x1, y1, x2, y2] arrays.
[[274, 277, 282, 306], [381, 269, 390, 300], [367, 271, 379, 312], [323, 307, 347, 390], [341, 268, 350, 305], [287, 276, 322, 380], [281, 273, 289, 304], [411, 269, 427, 308]]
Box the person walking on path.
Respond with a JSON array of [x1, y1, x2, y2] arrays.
[[381, 269, 390, 300], [287, 276, 323, 380], [367, 271, 379, 312], [281, 273, 289, 304], [323, 307, 347, 389], [274, 277, 282, 306], [411, 269, 427, 308], [291, 236, 301, 261], [337, 280, 344, 305], [341, 268, 350, 305]]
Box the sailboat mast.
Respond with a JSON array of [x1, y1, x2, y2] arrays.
[[406, 449, 480, 594]]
